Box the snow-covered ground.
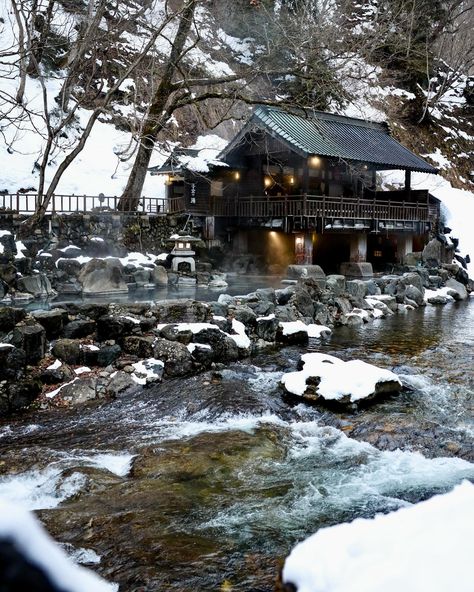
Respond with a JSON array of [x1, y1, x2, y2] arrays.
[[383, 169, 474, 277], [0, 1, 229, 200], [282, 480, 474, 592]]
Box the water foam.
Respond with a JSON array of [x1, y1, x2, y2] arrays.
[[0, 451, 134, 510], [201, 420, 474, 538]]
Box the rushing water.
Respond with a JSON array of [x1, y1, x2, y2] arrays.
[[0, 300, 473, 591]]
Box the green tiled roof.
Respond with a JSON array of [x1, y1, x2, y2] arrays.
[[225, 105, 438, 173]]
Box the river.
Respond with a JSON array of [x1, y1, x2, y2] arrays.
[[0, 299, 473, 591]]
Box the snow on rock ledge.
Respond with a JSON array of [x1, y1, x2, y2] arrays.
[[0, 499, 116, 591], [282, 481, 474, 592], [281, 353, 401, 406]]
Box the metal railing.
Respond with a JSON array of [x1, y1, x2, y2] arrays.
[[0, 193, 186, 215]]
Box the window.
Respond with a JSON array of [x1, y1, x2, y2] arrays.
[[211, 180, 223, 197]]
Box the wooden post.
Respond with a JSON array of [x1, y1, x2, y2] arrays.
[[303, 157, 309, 195], [405, 170, 412, 200]]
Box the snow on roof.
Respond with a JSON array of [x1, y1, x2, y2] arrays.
[[151, 134, 229, 174], [282, 480, 474, 592]]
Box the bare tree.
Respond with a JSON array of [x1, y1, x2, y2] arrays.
[[0, 0, 181, 233], [117, 0, 347, 209]]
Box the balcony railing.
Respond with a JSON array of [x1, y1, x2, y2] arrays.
[[0, 193, 186, 215], [211, 192, 437, 223], [0, 191, 439, 225]]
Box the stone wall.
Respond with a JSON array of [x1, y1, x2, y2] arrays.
[[0, 211, 186, 252]]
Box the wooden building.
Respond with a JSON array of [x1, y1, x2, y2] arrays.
[[150, 106, 440, 273]]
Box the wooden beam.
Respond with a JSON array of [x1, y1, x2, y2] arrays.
[[405, 170, 412, 194], [302, 157, 309, 194]]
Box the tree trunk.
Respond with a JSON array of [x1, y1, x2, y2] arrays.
[[11, 0, 27, 104], [117, 138, 154, 211], [118, 0, 197, 211]]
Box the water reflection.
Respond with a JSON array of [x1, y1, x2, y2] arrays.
[[18, 275, 285, 311]]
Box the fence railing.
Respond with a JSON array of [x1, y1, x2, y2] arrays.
[[211, 193, 436, 223], [0, 194, 186, 215], [0, 191, 438, 225]]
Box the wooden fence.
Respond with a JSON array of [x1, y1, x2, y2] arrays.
[[0, 193, 186, 215], [211, 192, 438, 223], [0, 191, 439, 225]]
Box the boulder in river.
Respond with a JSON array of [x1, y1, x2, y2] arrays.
[[445, 278, 468, 300], [152, 337, 193, 377], [52, 338, 83, 365], [79, 258, 127, 296], [11, 323, 46, 364], [152, 299, 211, 324], [16, 273, 56, 299], [32, 309, 68, 340], [193, 327, 240, 363], [63, 319, 97, 339], [281, 353, 401, 407], [0, 344, 26, 380]]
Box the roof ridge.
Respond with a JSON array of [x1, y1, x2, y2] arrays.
[[256, 104, 388, 132]]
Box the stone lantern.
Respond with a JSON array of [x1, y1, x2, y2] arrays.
[[170, 233, 199, 272]]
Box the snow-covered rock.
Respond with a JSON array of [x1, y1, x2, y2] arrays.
[[281, 353, 401, 406], [282, 480, 474, 592], [131, 358, 164, 385], [0, 499, 116, 591], [424, 287, 456, 305]]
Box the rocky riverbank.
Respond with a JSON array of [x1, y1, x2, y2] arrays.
[[0, 259, 471, 416]]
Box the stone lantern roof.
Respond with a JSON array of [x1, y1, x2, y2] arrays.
[[170, 233, 199, 256]]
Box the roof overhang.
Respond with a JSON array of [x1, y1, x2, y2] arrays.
[[219, 105, 439, 175]]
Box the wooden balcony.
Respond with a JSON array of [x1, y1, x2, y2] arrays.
[[210, 191, 438, 224]]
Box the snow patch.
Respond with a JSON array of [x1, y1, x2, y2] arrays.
[[281, 353, 401, 402], [0, 500, 116, 591], [283, 481, 474, 592]]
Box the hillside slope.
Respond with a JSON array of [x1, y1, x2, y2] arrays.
[[0, 0, 473, 269]]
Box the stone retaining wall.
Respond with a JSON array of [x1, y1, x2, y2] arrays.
[[0, 210, 184, 252]]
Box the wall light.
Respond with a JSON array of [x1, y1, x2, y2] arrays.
[[289, 176, 295, 185], [234, 171, 240, 181], [264, 176, 272, 188], [310, 156, 321, 167]]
